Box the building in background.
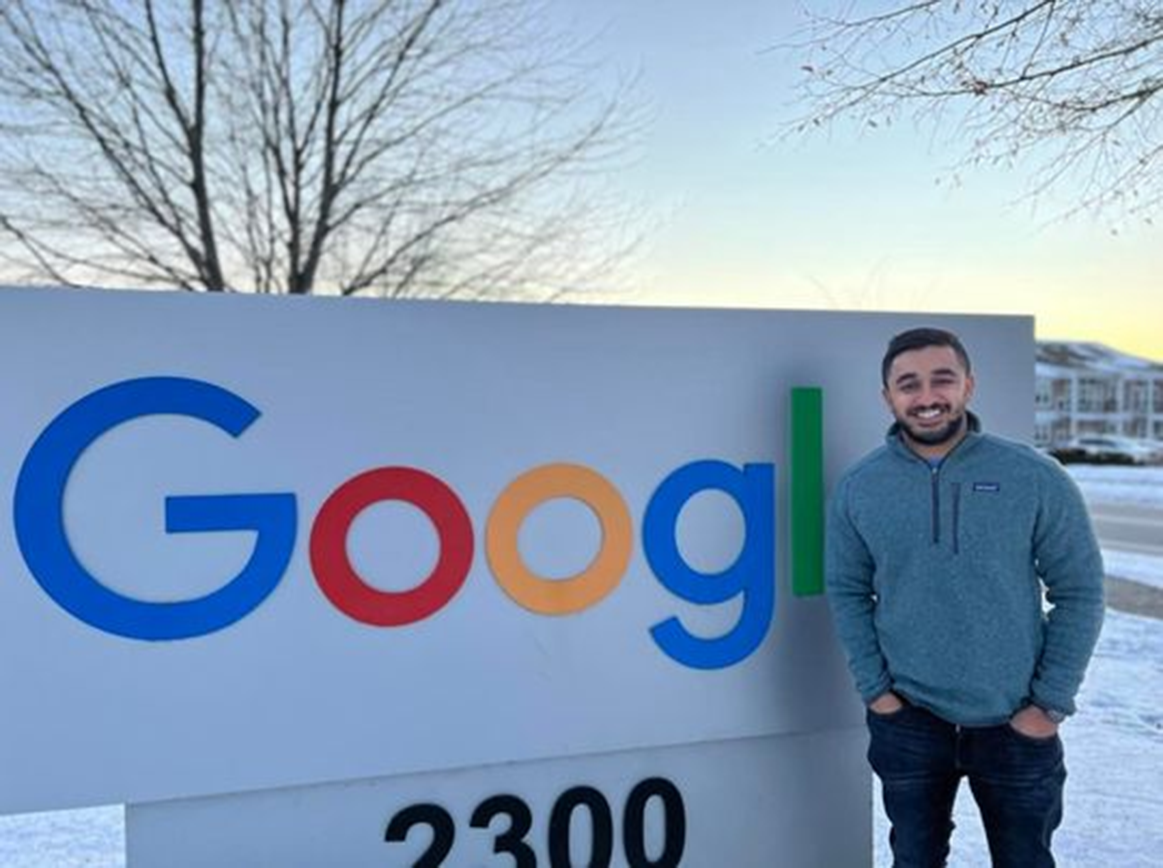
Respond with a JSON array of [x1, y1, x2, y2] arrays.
[[1036, 343, 1163, 447]]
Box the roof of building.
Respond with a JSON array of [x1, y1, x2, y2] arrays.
[[1036, 341, 1163, 375]]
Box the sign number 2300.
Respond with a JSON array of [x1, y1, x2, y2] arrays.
[[385, 777, 686, 867]]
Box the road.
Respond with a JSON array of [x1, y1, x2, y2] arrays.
[[1088, 501, 1163, 559], [1086, 500, 1163, 619]]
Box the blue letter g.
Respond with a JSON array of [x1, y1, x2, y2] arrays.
[[13, 377, 296, 640]]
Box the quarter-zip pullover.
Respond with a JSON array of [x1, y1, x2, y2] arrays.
[[826, 415, 1105, 726]]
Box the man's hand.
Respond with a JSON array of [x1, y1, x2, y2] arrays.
[[1010, 704, 1060, 739], [868, 691, 905, 715]]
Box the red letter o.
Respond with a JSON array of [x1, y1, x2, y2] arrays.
[[310, 467, 473, 626]]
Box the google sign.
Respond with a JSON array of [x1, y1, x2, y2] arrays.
[[15, 376, 824, 670], [0, 289, 1032, 865]]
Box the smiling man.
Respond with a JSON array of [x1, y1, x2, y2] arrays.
[[826, 327, 1105, 868]]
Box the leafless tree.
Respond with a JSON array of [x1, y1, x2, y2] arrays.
[[0, 0, 637, 297], [784, 1, 1163, 219]]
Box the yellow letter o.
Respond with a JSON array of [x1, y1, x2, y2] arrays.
[[486, 463, 632, 615]]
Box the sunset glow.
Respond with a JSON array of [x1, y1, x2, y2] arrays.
[[561, 1, 1162, 362]]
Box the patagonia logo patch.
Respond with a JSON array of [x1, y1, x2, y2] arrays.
[[973, 482, 1001, 493]]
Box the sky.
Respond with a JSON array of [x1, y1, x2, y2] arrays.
[[552, 1, 1163, 362]]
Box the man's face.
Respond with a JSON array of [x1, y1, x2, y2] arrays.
[[882, 345, 975, 454]]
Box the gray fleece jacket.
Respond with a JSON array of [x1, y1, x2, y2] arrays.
[[826, 415, 1105, 726]]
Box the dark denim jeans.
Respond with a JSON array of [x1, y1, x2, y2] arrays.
[[867, 703, 1066, 868]]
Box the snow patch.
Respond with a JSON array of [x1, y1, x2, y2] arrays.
[[1103, 550, 1163, 591], [1069, 465, 1163, 509]]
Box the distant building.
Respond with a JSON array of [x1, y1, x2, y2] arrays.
[[1036, 342, 1163, 447]]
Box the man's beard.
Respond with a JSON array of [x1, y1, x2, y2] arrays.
[[899, 408, 965, 447]]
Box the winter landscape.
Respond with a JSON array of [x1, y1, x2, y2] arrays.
[[2, 465, 1161, 867]]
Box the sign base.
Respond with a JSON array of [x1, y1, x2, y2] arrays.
[[127, 729, 870, 867]]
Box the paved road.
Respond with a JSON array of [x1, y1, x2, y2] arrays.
[[1085, 500, 1163, 619], [1088, 501, 1163, 559]]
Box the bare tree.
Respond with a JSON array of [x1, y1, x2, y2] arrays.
[[784, 1, 1163, 219], [0, 0, 637, 298]]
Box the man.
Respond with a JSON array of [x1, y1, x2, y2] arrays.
[[826, 327, 1104, 868]]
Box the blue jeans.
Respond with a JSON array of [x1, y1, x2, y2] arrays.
[[867, 703, 1066, 868]]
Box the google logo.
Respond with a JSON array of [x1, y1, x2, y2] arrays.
[[13, 378, 823, 670]]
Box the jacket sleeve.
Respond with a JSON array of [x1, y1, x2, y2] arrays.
[[825, 476, 892, 705], [1028, 464, 1105, 716]]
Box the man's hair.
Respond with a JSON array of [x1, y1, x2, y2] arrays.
[[881, 327, 972, 387]]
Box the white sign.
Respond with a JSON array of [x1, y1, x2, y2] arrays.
[[0, 288, 1034, 819]]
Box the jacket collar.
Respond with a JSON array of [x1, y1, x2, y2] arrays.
[[886, 411, 982, 464]]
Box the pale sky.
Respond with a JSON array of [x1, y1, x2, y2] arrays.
[[555, 1, 1162, 361]]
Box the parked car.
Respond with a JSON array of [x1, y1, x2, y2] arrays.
[[1049, 436, 1163, 466]]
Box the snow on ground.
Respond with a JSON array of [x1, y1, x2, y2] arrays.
[[1102, 550, 1163, 591], [0, 806, 121, 868], [1068, 464, 1163, 509]]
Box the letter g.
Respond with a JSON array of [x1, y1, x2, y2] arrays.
[[13, 377, 296, 640]]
